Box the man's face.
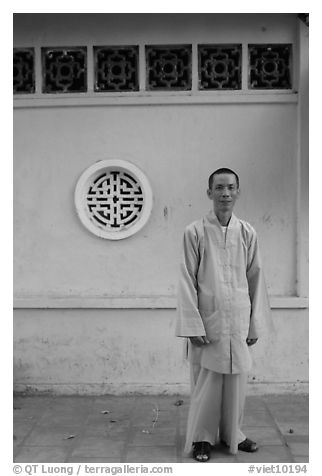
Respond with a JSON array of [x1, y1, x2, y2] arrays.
[[207, 173, 240, 213]]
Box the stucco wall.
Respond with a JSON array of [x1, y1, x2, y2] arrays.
[[14, 103, 298, 299], [13, 13, 308, 394], [13, 308, 308, 395]]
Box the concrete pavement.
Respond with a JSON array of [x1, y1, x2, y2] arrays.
[[13, 393, 309, 463]]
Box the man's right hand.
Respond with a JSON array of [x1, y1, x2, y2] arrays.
[[189, 336, 210, 346]]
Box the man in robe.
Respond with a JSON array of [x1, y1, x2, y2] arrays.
[[175, 167, 272, 462]]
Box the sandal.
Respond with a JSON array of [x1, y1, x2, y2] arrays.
[[221, 437, 258, 452], [238, 438, 258, 452], [192, 441, 211, 462]]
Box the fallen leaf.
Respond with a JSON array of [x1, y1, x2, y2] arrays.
[[63, 434, 76, 440], [174, 399, 184, 406], [100, 410, 110, 414]]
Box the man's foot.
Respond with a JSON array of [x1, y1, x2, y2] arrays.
[[221, 437, 258, 453], [192, 441, 211, 462], [238, 438, 258, 452]]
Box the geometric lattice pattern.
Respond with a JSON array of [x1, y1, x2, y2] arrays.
[[248, 44, 292, 89], [94, 46, 139, 92], [13, 48, 35, 94], [146, 45, 192, 90], [42, 47, 87, 93], [198, 44, 242, 90], [87, 170, 144, 229], [14, 43, 295, 95]]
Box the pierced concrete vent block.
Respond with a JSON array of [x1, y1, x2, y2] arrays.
[[75, 160, 153, 240]]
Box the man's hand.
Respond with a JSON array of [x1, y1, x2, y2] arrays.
[[189, 336, 210, 347], [246, 337, 258, 346]]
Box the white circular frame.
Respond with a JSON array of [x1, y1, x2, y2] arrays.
[[75, 159, 153, 240]]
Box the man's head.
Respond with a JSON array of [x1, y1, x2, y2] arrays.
[[208, 168, 240, 190], [207, 168, 240, 214]]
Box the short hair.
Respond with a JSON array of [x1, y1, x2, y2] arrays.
[[208, 168, 240, 189]]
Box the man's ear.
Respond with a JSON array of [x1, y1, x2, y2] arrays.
[[237, 187, 241, 198], [207, 188, 213, 200]]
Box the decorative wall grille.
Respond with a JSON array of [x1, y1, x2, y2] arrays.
[[13, 43, 293, 94], [13, 48, 35, 94], [87, 171, 143, 229], [248, 44, 292, 89], [94, 46, 139, 92], [198, 44, 241, 90], [75, 160, 153, 240], [146, 45, 192, 90], [42, 47, 87, 93]]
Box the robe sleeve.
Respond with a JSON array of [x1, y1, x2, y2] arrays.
[[246, 230, 272, 339], [175, 225, 206, 337]]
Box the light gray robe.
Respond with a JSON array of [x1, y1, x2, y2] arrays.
[[175, 210, 271, 374]]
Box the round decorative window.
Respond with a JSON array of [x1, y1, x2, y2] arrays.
[[75, 160, 153, 240]]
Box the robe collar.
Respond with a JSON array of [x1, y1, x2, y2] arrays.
[[205, 209, 239, 229]]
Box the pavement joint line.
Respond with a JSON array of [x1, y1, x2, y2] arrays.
[[63, 395, 96, 463], [262, 396, 296, 463], [119, 394, 156, 462], [120, 401, 136, 463], [13, 397, 51, 460]]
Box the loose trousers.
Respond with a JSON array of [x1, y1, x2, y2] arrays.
[[184, 364, 247, 455]]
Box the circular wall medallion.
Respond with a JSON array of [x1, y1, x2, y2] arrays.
[[75, 160, 153, 240]]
